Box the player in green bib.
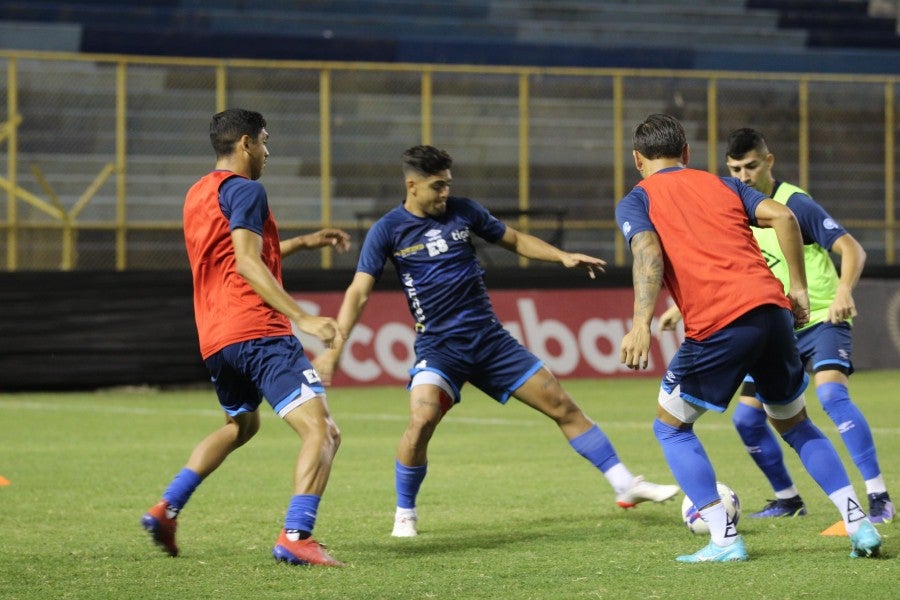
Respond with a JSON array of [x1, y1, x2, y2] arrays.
[[664, 128, 893, 526]]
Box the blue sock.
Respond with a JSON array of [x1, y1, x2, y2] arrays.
[[818, 382, 881, 480], [162, 468, 202, 511], [652, 419, 718, 508], [395, 460, 427, 509], [732, 402, 795, 493], [780, 418, 851, 495], [569, 424, 621, 473], [285, 494, 320, 534]]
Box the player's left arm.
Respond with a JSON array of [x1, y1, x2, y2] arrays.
[[280, 228, 351, 257], [827, 233, 866, 323], [232, 228, 344, 347], [620, 230, 663, 370], [786, 194, 865, 324], [495, 226, 606, 279]]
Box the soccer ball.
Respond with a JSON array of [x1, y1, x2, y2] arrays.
[[681, 482, 741, 535]]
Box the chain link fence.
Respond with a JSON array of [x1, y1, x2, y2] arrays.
[[0, 51, 896, 270]]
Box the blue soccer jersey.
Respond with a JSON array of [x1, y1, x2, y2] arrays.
[[357, 197, 507, 336]]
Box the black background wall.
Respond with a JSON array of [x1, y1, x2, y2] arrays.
[[1, 267, 896, 392], [0, 268, 632, 391]]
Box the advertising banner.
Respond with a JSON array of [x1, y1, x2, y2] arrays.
[[291, 289, 680, 387]]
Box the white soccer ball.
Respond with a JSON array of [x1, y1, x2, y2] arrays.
[[681, 482, 741, 535]]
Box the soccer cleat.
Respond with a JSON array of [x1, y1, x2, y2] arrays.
[[676, 536, 749, 563], [391, 508, 418, 537], [616, 476, 680, 508], [272, 530, 345, 566], [867, 492, 894, 525], [849, 520, 882, 558], [141, 500, 179, 557], [748, 496, 807, 519]]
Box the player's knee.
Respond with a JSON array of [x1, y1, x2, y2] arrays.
[[406, 410, 440, 438], [541, 390, 583, 425], [328, 420, 342, 453], [816, 382, 850, 412], [732, 401, 766, 431], [231, 413, 260, 447]]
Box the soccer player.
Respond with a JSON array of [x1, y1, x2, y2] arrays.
[[141, 108, 350, 566], [660, 128, 893, 525], [314, 144, 679, 538], [617, 114, 881, 562]]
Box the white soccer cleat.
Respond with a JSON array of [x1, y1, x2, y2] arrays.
[[616, 475, 680, 509], [391, 508, 418, 537]]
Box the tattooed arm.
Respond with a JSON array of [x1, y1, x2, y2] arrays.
[[620, 230, 664, 370]]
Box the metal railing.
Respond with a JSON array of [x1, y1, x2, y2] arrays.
[[0, 50, 896, 270]]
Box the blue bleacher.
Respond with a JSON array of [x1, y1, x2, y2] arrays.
[[0, 1, 896, 72]]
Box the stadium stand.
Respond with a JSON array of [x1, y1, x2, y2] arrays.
[[0, 1, 896, 68], [748, 0, 899, 49], [0, 1, 896, 268]]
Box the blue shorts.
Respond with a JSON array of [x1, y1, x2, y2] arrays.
[[797, 321, 854, 374], [663, 305, 808, 412], [204, 335, 325, 417], [409, 322, 542, 404], [743, 321, 854, 389]]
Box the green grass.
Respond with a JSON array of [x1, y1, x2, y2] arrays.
[[1, 371, 897, 599]]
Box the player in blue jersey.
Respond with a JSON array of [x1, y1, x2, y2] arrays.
[[619, 114, 880, 562], [662, 128, 893, 525], [314, 144, 679, 537]]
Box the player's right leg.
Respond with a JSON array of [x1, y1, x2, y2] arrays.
[[512, 366, 679, 508], [273, 394, 344, 566], [392, 372, 453, 537], [142, 410, 260, 557], [732, 388, 806, 518], [254, 336, 344, 566]]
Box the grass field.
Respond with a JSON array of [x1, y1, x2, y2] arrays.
[[1, 371, 897, 599]]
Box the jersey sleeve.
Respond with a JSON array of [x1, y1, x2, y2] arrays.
[[356, 218, 391, 279], [785, 192, 847, 250], [721, 178, 768, 225], [615, 186, 654, 245], [219, 178, 269, 235], [457, 197, 506, 243]]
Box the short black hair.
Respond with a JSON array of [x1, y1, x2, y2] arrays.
[[726, 128, 769, 159], [632, 113, 686, 159], [209, 108, 267, 158], [402, 145, 453, 177]]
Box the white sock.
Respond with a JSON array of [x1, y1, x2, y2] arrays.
[[602, 463, 636, 495], [827, 484, 867, 535], [774, 486, 800, 500], [700, 502, 738, 547], [864, 476, 886, 496]]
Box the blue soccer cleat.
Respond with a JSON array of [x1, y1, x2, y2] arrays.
[[849, 521, 882, 558], [749, 496, 807, 518], [676, 536, 748, 563], [867, 492, 894, 525]]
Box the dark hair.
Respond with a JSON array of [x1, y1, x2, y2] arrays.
[[209, 108, 267, 157], [402, 145, 453, 177], [632, 114, 686, 159], [726, 127, 769, 159]]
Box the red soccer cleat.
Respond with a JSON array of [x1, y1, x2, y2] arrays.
[[141, 500, 179, 557], [272, 530, 345, 566]]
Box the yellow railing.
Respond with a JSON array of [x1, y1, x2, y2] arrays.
[[0, 50, 896, 270]]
